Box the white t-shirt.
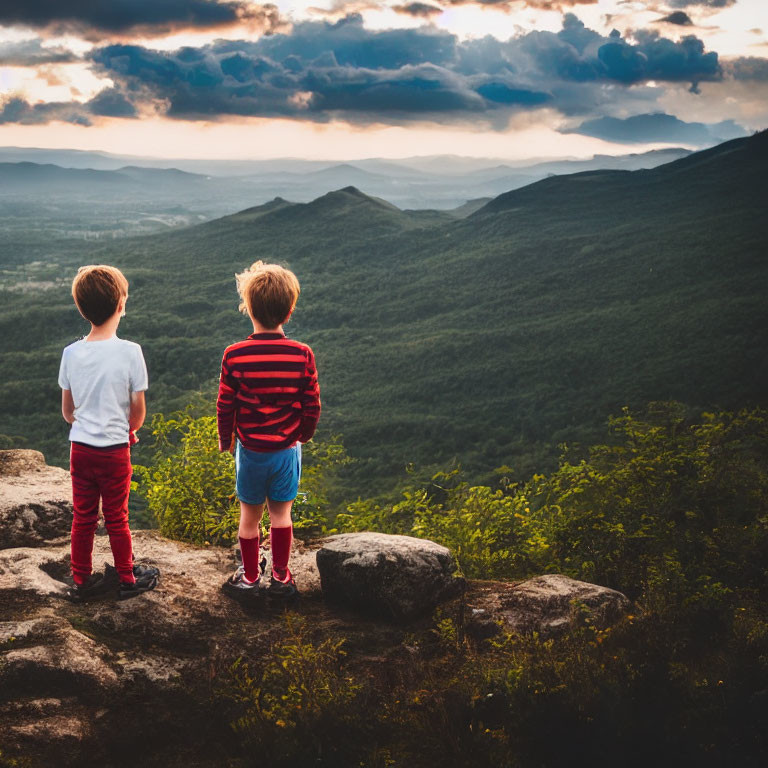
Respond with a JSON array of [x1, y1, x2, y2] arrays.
[[58, 336, 148, 447]]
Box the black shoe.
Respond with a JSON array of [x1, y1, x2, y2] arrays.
[[222, 557, 267, 602], [266, 568, 298, 600], [118, 563, 160, 600], [65, 567, 118, 603]]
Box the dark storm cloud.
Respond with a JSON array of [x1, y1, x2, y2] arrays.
[[570, 112, 747, 144], [79, 14, 724, 125], [725, 57, 768, 81], [0, 0, 282, 38], [2, 13, 748, 132], [666, 0, 735, 7], [392, 3, 444, 18], [0, 38, 79, 65], [86, 87, 138, 117], [656, 11, 693, 26], [0, 96, 92, 125]]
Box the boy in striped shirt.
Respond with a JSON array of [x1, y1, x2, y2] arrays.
[[217, 261, 320, 599]]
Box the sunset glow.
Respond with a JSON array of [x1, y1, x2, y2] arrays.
[[0, 0, 765, 160]]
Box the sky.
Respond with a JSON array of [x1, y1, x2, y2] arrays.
[[0, 0, 766, 160]]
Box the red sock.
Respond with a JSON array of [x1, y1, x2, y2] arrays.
[[239, 535, 261, 583], [270, 525, 293, 581]]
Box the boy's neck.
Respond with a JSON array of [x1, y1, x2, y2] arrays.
[[87, 313, 121, 341], [251, 320, 284, 336]]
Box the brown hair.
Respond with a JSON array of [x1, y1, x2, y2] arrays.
[[71, 265, 129, 327], [236, 261, 300, 329]]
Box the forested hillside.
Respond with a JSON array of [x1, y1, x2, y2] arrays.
[[0, 131, 765, 496]]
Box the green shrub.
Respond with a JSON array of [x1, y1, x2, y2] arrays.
[[338, 403, 768, 615], [134, 406, 350, 545], [220, 614, 363, 761], [134, 407, 238, 545], [519, 403, 768, 609]]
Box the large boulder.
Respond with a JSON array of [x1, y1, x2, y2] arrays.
[[316, 532, 465, 622], [0, 449, 72, 549], [465, 574, 630, 639]]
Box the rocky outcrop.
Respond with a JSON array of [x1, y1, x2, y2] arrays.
[[0, 450, 632, 766], [0, 449, 72, 549], [316, 532, 464, 622], [463, 574, 631, 639], [0, 529, 328, 764]]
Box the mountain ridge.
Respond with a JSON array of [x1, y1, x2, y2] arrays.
[[1, 133, 765, 494]]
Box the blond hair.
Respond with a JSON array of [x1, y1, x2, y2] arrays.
[[72, 265, 129, 327], [236, 261, 300, 329]]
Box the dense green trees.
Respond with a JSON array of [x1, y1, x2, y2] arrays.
[[1, 133, 766, 497]]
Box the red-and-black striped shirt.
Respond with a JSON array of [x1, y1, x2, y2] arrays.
[[216, 331, 321, 452]]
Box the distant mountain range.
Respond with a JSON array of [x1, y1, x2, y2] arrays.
[[2, 131, 764, 496], [0, 145, 693, 214]]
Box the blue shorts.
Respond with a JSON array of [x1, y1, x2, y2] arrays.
[[234, 440, 302, 505]]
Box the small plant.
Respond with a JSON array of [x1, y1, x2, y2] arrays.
[[220, 614, 363, 761], [290, 435, 351, 538]]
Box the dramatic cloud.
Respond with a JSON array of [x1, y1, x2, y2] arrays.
[[0, 13, 751, 136], [570, 112, 747, 144], [86, 87, 138, 117], [0, 38, 79, 65], [392, 3, 443, 17], [665, 0, 735, 7], [0, 0, 282, 39], [0, 96, 91, 125], [656, 12, 693, 26], [725, 56, 768, 81], [80, 14, 724, 125], [443, 0, 599, 7]]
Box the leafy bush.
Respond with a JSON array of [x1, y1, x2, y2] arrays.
[[221, 614, 363, 762], [291, 435, 351, 537], [134, 406, 351, 545], [519, 403, 768, 610], [134, 408, 238, 545], [339, 403, 768, 614]]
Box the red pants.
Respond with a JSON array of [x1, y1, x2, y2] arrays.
[[70, 442, 135, 584]]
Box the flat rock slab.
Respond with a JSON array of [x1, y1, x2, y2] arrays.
[[0, 450, 72, 549], [316, 532, 465, 622], [465, 574, 630, 639], [0, 611, 118, 703]]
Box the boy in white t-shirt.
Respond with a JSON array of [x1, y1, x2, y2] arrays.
[[59, 264, 159, 601]]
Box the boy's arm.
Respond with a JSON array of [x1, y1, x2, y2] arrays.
[[298, 348, 321, 443], [217, 355, 238, 452], [59, 350, 74, 424], [61, 389, 75, 424], [129, 391, 146, 432], [129, 346, 149, 444]]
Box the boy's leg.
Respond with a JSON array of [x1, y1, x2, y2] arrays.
[[267, 500, 294, 582], [238, 502, 264, 582], [267, 443, 300, 582], [95, 446, 135, 584], [69, 444, 102, 586]]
